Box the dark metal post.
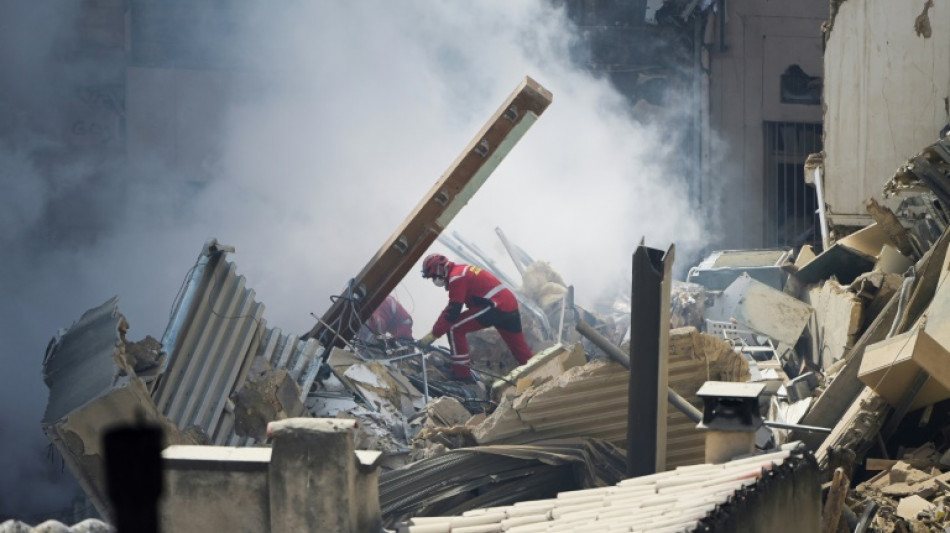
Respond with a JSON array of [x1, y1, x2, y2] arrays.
[[627, 242, 674, 477]]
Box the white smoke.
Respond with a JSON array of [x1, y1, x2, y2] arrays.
[[0, 0, 706, 520]]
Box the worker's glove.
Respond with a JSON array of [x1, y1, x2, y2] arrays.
[[419, 332, 436, 346]]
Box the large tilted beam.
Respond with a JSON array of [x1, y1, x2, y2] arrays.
[[304, 76, 553, 347]]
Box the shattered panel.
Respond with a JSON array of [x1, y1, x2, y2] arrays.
[[42, 297, 186, 520], [708, 273, 814, 346]]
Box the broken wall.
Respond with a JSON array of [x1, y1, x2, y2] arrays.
[[823, 0, 950, 228], [42, 297, 189, 520]]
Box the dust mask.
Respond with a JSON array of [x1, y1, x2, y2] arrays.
[[432, 277, 446, 288]]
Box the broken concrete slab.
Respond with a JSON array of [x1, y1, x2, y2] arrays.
[[231, 356, 306, 441], [805, 279, 864, 369], [895, 494, 934, 521], [342, 361, 426, 417], [838, 223, 896, 259], [42, 297, 188, 520], [491, 342, 586, 401], [707, 273, 814, 347]]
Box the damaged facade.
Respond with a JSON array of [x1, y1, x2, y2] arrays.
[[11, 1, 950, 533]]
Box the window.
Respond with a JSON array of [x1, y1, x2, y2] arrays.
[[763, 122, 823, 248]]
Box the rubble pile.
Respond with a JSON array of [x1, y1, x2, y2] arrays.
[[35, 129, 950, 530]]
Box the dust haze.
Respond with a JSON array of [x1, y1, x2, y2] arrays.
[[0, 1, 707, 519]]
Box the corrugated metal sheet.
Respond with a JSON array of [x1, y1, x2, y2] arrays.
[[476, 329, 745, 470], [152, 240, 324, 445], [379, 438, 627, 527]]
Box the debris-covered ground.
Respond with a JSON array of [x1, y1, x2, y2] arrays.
[[26, 133, 950, 532]]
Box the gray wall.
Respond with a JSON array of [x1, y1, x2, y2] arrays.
[[705, 0, 825, 248], [160, 447, 271, 532]]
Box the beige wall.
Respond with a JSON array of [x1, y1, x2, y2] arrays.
[[705, 0, 825, 248], [823, 0, 950, 228]]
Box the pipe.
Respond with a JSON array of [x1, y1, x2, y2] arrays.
[[495, 227, 527, 277], [813, 166, 831, 251], [576, 320, 702, 423]]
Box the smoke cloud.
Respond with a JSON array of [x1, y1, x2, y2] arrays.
[[0, 0, 706, 520]]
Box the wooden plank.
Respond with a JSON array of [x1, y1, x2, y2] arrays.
[[865, 457, 938, 471], [304, 77, 553, 347], [821, 467, 849, 533]]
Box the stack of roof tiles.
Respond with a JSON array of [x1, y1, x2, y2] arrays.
[[393, 446, 809, 533]]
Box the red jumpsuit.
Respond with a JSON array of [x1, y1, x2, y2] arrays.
[[431, 263, 534, 378], [365, 295, 414, 339]]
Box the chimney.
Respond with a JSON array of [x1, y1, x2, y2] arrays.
[[696, 381, 765, 464]]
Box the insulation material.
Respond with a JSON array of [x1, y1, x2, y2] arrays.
[[521, 261, 568, 315], [670, 281, 709, 329], [805, 279, 864, 369]]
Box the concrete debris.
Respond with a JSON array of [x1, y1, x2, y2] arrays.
[[858, 326, 950, 411], [490, 342, 586, 402], [407, 397, 480, 460], [850, 270, 903, 329], [232, 356, 306, 441], [37, 126, 950, 533], [41, 297, 191, 521], [805, 279, 864, 369]]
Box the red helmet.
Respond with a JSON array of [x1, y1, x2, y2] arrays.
[[421, 253, 450, 279]]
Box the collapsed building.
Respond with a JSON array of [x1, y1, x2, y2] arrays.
[[26, 101, 950, 533], [8, 1, 950, 533]]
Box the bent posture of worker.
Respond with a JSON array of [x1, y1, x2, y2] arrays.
[[419, 253, 534, 380], [361, 294, 414, 341]]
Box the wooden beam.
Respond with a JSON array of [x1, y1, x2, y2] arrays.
[[304, 77, 553, 347]]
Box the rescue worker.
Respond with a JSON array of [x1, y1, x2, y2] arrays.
[[418, 253, 534, 380], [361, 294, 414, 341]]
